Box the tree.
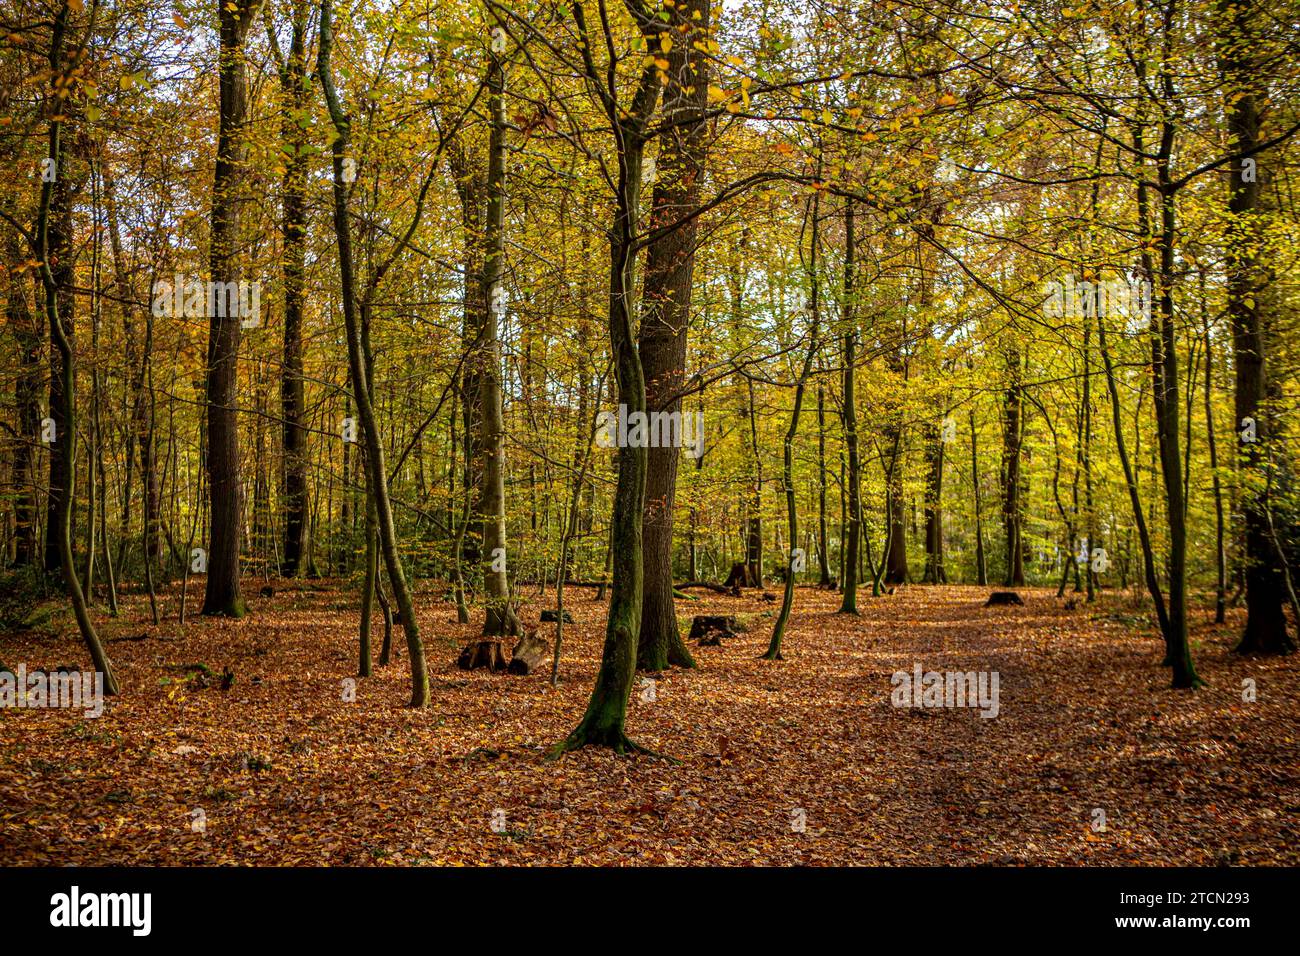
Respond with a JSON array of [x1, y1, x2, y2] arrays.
[[267, 0, 315, 579], [319, 0, 429, 706], [32, 0, 118, 693], [551, 0, 667, 755], [636, 0, 708, 672], [202, 0, 262, 617], [1219, 0, 1294, 654]]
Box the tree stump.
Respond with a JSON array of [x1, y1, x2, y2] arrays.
[[508, 631, 550, 675], [457, 639, 508, 672], [689, 615, 739, 646], [723, 562, 759, 591], [984, 591, 1025, 607], [540, 608, 574, 624]]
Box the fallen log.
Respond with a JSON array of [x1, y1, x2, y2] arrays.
[[677, 580, 740, 596]]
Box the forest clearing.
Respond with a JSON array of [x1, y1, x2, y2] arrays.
[[3, 582, 1297, 866], [1, 0, 1299, 909]]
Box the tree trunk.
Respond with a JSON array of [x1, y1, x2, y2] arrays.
[[1000, 345, 1025, 587], [816, 383, 832, 586], [765, 189, 822, 659], [319, 0, 429, 706], [882, 437, 907, 582], [969, 404, 987, 585], [34, 2, 118, 693], [274, 3, 312, 578], [922, 422, 946, 583], [476, 43, 517, 639], [202, 0, 261, 617], [43, 117, 76, 577], [1201, 288, 1227, 625], [838, 201, 861, 613], [636, 0, 708, 672], [3, 207, 41, 567], [553, 3, 662, 754], [1219, 1, 1293, 653]]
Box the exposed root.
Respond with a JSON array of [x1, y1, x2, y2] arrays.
[[546, 728, 679, 763]]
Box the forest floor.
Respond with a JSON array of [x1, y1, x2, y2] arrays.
[[2, 580, 1298, 865]]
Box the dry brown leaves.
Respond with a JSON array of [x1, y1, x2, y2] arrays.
[[2, 583, 1297, 865]]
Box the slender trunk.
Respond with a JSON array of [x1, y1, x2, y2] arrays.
[[319, 0, 429, 705], [765, 192, 821, 658], [922, 422, 945, 583], [1098, 308, 1172, 641], [816, 383, 832, 585], [4, 203, 41, 567], [1001, 345, 1025, 587], [43, 115, 75, 577], [477, 42, 517, 638], [1201, 291, 1227, 625], [34, 2, 118, 693], [838, 202, 861, 612], [969, 404, 987, 585]]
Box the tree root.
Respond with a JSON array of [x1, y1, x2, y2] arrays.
[[546, 729, 679, 763]]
